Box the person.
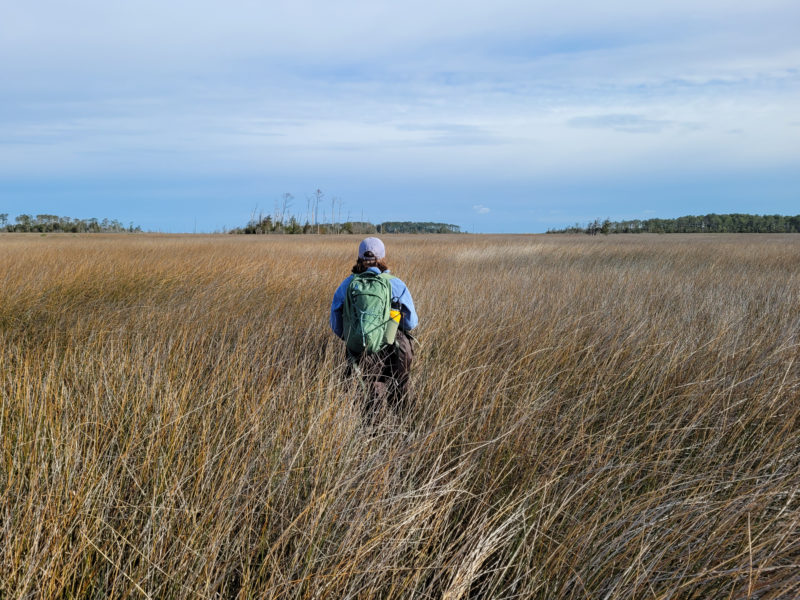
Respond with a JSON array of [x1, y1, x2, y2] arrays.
[[330, 237, 418, 413]]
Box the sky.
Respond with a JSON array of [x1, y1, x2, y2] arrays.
[[1, 0, 798, 233]]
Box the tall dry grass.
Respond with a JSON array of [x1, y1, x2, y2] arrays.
[[1, 232, 798, 599]]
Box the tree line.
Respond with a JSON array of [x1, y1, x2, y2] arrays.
[[230, 215, 461, 235], [1, 213, 141, 233], [380, 221, 461, 234], [228, 189, 462, 235], [229, 217, 380, 235], [547, 214, 800, 235]]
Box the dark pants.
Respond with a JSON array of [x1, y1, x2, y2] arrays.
[[348, 330, 414, 415]]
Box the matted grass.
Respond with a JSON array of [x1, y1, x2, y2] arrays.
[[1, 233, 798, 598]]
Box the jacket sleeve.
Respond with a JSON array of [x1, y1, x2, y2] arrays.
[[390, 278, 418, 331], [330, 276, 352, 338]]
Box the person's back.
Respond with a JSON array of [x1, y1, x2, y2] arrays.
[[330, 237, 417, 413]]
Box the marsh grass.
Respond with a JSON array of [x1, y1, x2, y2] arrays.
[[1, 233, 798, 598]]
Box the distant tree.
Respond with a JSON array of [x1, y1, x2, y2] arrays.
[[277, 193, 293, 231], [314, 189, 324, 233], [286, 217, 302, 234], [15, 214, 32, 232]]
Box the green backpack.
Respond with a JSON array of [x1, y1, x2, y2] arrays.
[[343, 271, 397, 356]]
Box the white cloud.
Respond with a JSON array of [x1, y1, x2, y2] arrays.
[[473, 204, 490, 214]]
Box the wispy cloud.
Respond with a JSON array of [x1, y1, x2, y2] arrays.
[[567, 114, 675, 133], [395, 123, 505, 146], [473, 204, 490, 214]]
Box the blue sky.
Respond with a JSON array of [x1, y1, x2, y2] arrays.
[[1, 0, 798, 233]]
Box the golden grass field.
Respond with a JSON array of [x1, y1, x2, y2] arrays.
[[1, 232, 799, 598]]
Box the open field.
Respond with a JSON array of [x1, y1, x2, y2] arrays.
[[1, 233, 799, 598]]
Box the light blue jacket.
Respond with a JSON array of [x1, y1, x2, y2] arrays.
[[330, 267, 418, 338]]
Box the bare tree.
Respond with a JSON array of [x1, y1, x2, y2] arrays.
[[314, 189, 324, 234], [331, 195, 335, 235], [280, 193, 294, 231]]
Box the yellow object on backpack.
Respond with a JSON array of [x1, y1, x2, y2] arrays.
[[384, 309, 401, 346]]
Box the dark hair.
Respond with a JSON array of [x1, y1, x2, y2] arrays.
[[352, 258, 389, 274]]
